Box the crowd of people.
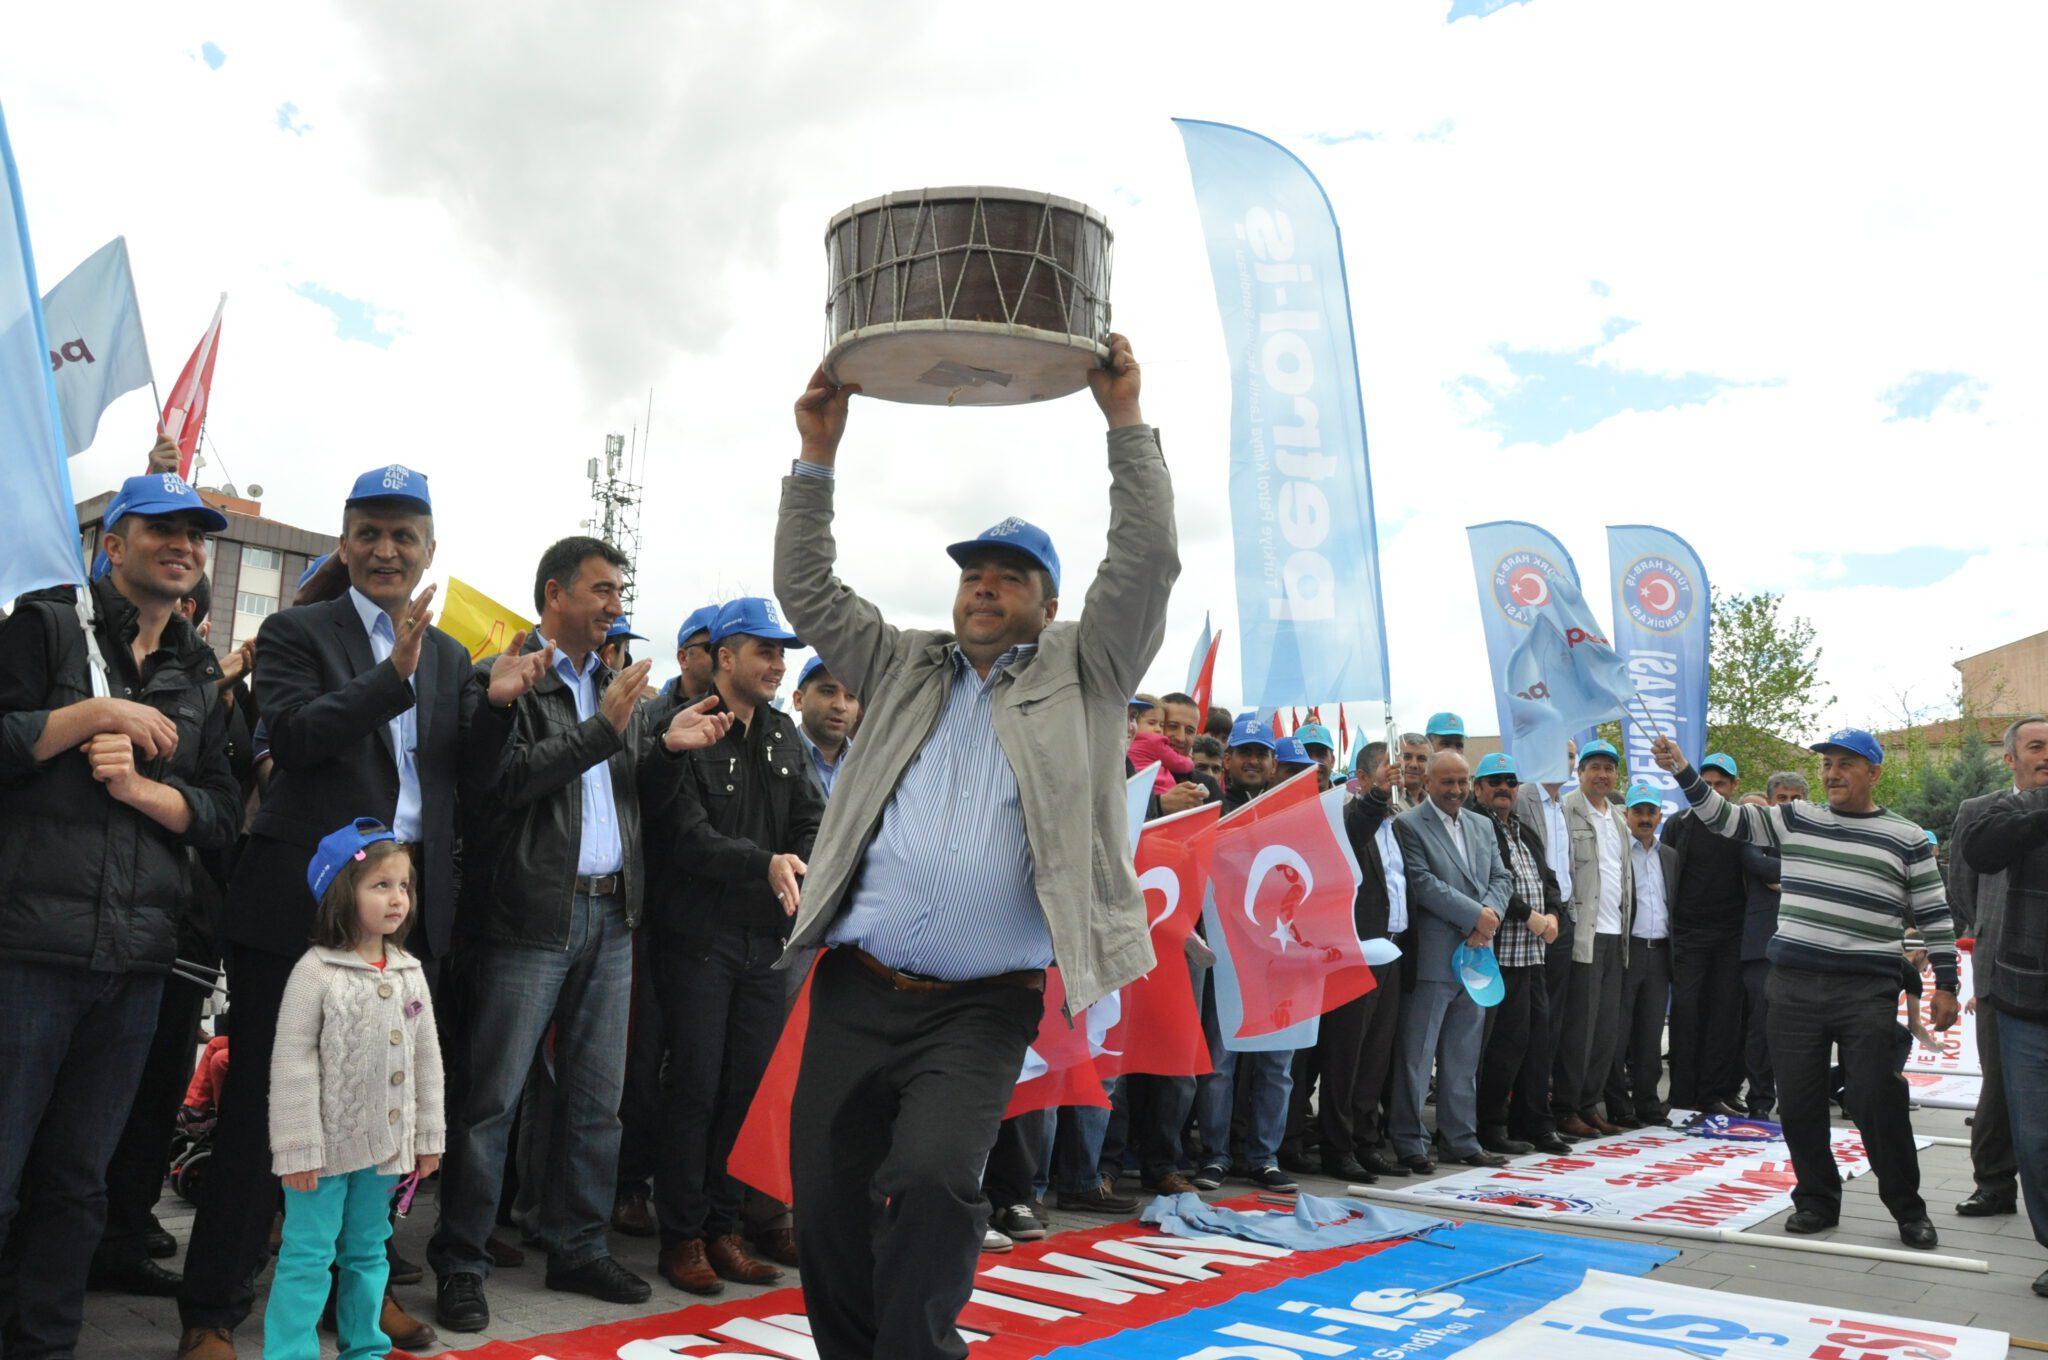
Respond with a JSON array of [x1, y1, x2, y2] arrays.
[[2, 332, 2045, 1360]]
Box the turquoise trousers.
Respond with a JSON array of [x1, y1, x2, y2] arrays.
[[263, 1168, 398, 1360]]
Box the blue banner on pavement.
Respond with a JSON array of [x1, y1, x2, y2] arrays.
[[1607, 524, 1710, 812], [1176, 118, 1390, 712], [1465, 522, 1583, 773], [0, 99, 84, 608], [1044, 1221, 1672, 1359]]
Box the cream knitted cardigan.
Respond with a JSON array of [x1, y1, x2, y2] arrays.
[[269, 945, 445, 1177]]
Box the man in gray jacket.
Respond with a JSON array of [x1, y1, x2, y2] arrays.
[[771, 334, 1175, 1360]]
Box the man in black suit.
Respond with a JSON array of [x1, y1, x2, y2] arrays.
[[176, 465, 553, 1360]]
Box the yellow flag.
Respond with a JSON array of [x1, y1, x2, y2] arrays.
[[441, 577, 533, 662]]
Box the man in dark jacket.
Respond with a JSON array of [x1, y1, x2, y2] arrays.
[[1471, 754, 1567, 1155], [1663, 753, 1751, 1116], [0, 473, 240, 1359], [177, 466, 554, 1360], [639, 596, 823, 1296], [429, 537, 727, 1331]]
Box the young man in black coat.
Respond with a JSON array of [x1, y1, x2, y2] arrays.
[[175, 466, 552, 1360], [0, 474, 240, 1359]]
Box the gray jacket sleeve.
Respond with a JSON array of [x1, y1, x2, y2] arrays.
[[773, 469, 902, 701], [1076, 426, 1180, 699]]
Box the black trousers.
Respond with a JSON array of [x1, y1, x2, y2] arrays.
[[99, 967, 214, 1262], [1669, 932, 1745, 1107], [1741, 959, 1775, 1108], [1543, 924, 1577, 1116], [1606, 938, 1670, 1118], [1479, 964, 1553, 1138], [1970, 1002, 2017, 1197], [653, 926, 785, 1246], [981, 1117, 1040, 1210], [1766, 966, 1927, 1223], [792, 950, 1041, 1360], [177, 943, 298, 1331], [616, 925, 665, 1200], [1123, 1075, 1196, 1184]]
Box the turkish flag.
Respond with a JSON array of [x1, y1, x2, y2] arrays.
[[160, 295, 224, 480], [1004, 969, 1111, 1119], [1199, 769, 1372, 1039], [1190, 626, 1222, 720], [1099, 803, 1219, 1079], [725, 958, 817, 1205]]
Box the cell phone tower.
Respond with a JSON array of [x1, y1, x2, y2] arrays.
[[583, 429, 644, 609]]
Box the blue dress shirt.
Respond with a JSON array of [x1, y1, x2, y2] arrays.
[[543, 639, 624, 876], [796, 726, 850, 800], [348, 588, 422, 841], [825, 644, 1051, 979]]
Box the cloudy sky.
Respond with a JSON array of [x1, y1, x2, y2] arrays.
[[7, 1, 2041, 741]]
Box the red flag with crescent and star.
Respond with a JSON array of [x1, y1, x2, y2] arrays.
[[1098, 803, 1220, 1079], [1196, 769, 1371, 1038]]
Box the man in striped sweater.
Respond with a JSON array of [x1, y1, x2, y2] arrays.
[[1652, 728, 1957, 1250]]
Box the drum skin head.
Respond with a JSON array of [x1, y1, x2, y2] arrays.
[[825, 322, 1108, 406]]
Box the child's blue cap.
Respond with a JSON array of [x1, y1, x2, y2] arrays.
[[308, 818, 397, 901]]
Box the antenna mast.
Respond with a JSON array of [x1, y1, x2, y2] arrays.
[[583, 432, 644, 609]]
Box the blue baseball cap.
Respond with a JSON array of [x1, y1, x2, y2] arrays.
[[1295, 722, 1335, 753], [345, 464, 432, 513], [1626, 781, 1663, 810], [1474, 752, 1519, 782], [676, 604, 719, 648], [1811, 727, 1884, 765], [712, 596, 801, 647], [103, 472, 229, 535], [1453, 942, 1506, 1008], [1274, 735, 1314, 766], [1925, 828, 1939, 847], [307, 817, 398, 901], [295, 552, 331, 589], [1128, 695, 1157, 711], [1426, 711, 1466, 738], [605, 618, 647, 643], [946, 517, 1061, 595], [1578, 739, 1621, 767], [1701, 752, 1739, 780], [1228, 713, 1277, 751], [797, 655, 829, 689]]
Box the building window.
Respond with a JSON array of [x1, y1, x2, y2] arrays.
[[244, 546, 281, 571], [236, 592, 278, 619]]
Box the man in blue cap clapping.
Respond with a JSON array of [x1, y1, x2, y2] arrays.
[[666, 604, 720, 706]]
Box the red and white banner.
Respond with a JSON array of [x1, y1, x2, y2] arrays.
[[160, 293, 224, 480], [1099, 803, 1218, 1079], [1901, 943, 1979, 1078], [1378, 1124, 1909, 1232], [1904, 1070, 1982, 1111], [1460, 1267, 2008, 1360]]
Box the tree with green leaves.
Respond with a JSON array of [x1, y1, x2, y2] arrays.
[[1705, 589, 1832, 789], [1888, 724, 2007, 845]]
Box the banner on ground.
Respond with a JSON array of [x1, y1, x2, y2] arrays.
[[1608, 524, 1710, 812], [1904, 1071, 1981, 1110], [1380, 1122, 1909, 1231], [0, 99, 85, 609], [1176, 118, 1391, 712], [1902, 943, 1980, 1078], [440, 577, 533, 662], [1461, 1267, 2008, 1360], [1466, 520, 1582, 773], [40, 236, 152, 458], [1501, 568, 1635, 787]]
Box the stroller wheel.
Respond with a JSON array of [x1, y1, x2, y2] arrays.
[[173, 1147, 212, 1205]]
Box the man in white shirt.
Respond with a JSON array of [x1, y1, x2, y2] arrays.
[[1553, 741, 1635, 1139], [1608, 783, 1678, 1126]]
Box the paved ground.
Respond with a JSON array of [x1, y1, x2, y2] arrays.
[[84, 1100, 2047, 1358]]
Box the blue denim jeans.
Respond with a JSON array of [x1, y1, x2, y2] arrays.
[[1194, 978, 1293, 1172], [1022, 1089, 1116, 1200], [0, 960, 161, 1359], [264, 1169, 398, 1360], [429, 892, 632, 1277], [1997, 1007, 2048, 1251]]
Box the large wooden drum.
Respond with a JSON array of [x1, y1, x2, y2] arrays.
[[823, 187, 1112, 406]]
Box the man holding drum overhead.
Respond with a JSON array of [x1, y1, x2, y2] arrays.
[[772, 332, 1176, 1360]]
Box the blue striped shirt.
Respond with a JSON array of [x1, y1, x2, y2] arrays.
[[542, 639, 624, 876], [348, 588, 421, 841], [824, 643, 1050, 979]]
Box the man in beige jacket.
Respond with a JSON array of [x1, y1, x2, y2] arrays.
[[771, 333, 1176, 1360], [1551, 739, 1636, 1138]]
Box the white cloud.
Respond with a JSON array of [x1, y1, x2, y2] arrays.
[[6, 0, 2042, 748]]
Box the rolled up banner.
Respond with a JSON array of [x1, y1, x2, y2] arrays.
[[1607, 524, 1709, 807], [1175, 118, 1390, 711], [1465, 521, 1581, 766]]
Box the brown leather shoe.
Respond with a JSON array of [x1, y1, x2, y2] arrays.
[[381, 1293, 438, 1352], [750, 1225, 800, 1268], [1557, 1115, 1599, 1139], [175, 1325, 235, 1360], [611, 1191, 657, 1238], [658, 1240, 723, 1295], [1144, 1172, 1198, 1195], [1583, 1112, 1624, 1136], [706, 1233, 783, 1285]]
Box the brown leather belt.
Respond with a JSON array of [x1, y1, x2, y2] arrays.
[[576, 873, 622, 897], [846, 946, 1045, 995]]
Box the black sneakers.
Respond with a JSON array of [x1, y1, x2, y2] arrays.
[[435, 1272, 490, 1332], [545, 1254, 653, 1304]]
